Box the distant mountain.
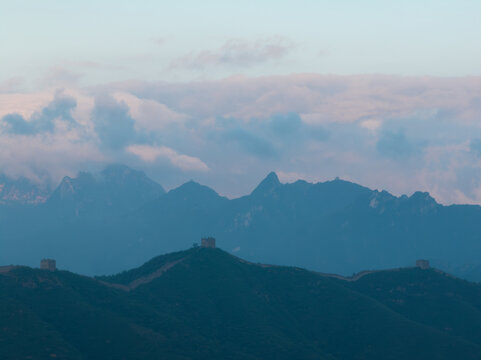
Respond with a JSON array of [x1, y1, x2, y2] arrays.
[[46, 164, 165, 219], [0, 174, 48, 205], [0, 175, 50, 246], [0, 165, 165, 271], [1, 248, 481, 359], [3, 168, 481, 280]]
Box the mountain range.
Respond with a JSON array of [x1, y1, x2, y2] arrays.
[[2, 247, 481, 359], [1, 164, 481, 280]]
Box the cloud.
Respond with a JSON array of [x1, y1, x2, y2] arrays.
[[116, 74, 481, 124], [269, 113, 303, 138], [360, 118, 382, 131], [112, 92, 188, 132], [0, 132, 105, 185], [224, 129, 277, 158], [92, 95, 137, 149], [376, 129, 424, 158], [126, 144, 208, 172], [212, 113, 327, 161], [276, 170, 309, 183], [40, 66, 83, 87], [1, 92, 77, 135], [470, 138, 481, 157], [268, 113, 328, 142], [0, 92, 54, 119], [2, 74, 481, 204], [2, 114, 33, 135], [170, 37, 294, 69], [0, 77, 25, 93], [40, 92, 77, 124]]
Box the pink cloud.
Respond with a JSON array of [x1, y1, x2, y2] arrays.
[[0, 132, 105, 185], [0, 92, 54, 119], [112, 92, 188, 132], [114, 74, 481, 124]]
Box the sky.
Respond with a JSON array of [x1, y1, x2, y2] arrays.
[[1, 1, 481, 204]]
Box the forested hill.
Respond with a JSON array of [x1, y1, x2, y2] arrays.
[[2, 247, 481, 360]]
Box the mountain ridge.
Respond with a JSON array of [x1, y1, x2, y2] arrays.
[[45, 164, 165, 219], [2, 165, 481, 281]]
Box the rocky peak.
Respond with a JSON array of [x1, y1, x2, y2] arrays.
[[408, 191, 438, 214], [251, 172, 282, 197]]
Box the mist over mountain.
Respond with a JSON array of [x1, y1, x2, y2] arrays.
[[2, 164, 481, 281], [2, 247, 481, 360], [0, 174, 49, 206], [46, 164, 165, 219]]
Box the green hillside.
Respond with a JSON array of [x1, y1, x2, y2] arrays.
[[348, 267, 481, 346], [2, 248, 481, 359]]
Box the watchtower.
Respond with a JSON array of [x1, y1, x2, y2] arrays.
[[201, 237, 216, 248], [40, 259, 56, 271], [416, 259, 430, 269]]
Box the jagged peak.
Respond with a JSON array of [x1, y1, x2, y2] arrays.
[[264, 171, 280, 184], [251, 172, 282, 196], [371, 189, 396, 199], [369, 190, 396, 209], [410, 190, 433, 198], [409, 191, 437, 203], [58, 176, 73, 186]]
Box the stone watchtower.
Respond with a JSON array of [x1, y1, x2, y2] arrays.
[[40, 259, 56, 271], [201, 237, 216, 248], [416, 259, 430, 269]]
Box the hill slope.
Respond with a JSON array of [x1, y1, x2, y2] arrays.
[[2, 248, 481, 359]]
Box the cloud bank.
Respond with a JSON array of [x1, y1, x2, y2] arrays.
[[1, 74, 481, 204]]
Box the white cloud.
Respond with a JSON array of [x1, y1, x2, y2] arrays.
[[112, 92, 188, 132], [126, 144, 209, 172], [360, 119, 382, 131], [0, 132, 105, 185]]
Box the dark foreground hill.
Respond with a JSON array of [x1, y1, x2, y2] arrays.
[[2, 248, 481, 359]]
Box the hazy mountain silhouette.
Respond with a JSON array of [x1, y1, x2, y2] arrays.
[[0, 174, 48, 205], [2, 166, 481, 280], [2, 247, 481, 359], [46, 164, 165, 219]]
